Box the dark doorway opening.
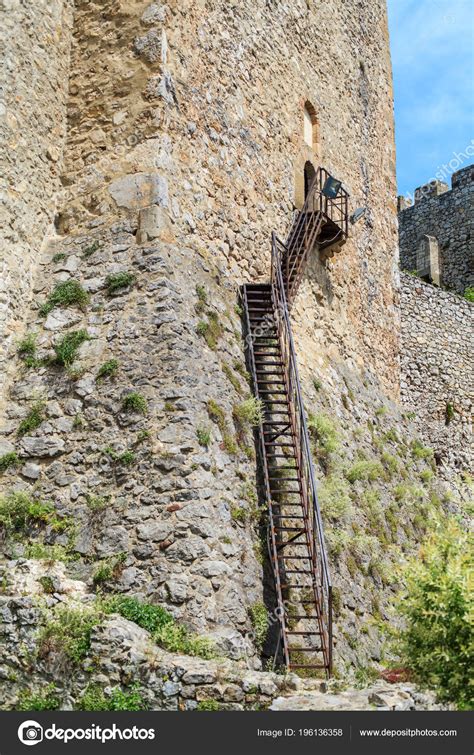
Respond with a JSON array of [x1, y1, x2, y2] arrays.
[[304, 161, 316, 199]]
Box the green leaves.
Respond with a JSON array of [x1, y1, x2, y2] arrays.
[[394, 521, 473, 709]]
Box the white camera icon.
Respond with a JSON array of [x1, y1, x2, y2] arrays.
[[18, 720, 44, 746]]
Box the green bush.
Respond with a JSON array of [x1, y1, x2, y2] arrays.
[[17, 333, 39, 368], [195, 285, 208, 314], [53, 329, 90, 367], [25, 543, 74, 562], [17, 684, 60, 711], [85, 494, 109, 512], [0, 491, 54, 537], [318, 475, 352, 521], [154, 622, 215, 659], [196, 311, 223, 350], [40, 280, 89, 316], [0, 451, 19, 473], [77, 684, 145, 711], [393, 522, 472, 709], [197, 427, 211, 447], [92, 553, 126, 586], [17, 401, 45, 436], [197, 699, 222, 711], [445, 402, 455, 425], [231, 505, 247, 523], [106, 271, 136, 294], [102, 446, 136, 465], [207, 400, 238, 455], [249, 602, 268, 652], [345, 460, 384, 484], [97, 359, 119, 380], [463, 285, 474, 303], [411, 439, 434, 461], [308, 413, 339, 456], [380, 451, 398, 477], [233, 397, 264, 426], [38, 605, 102, 666], [82, 240, 101, 258], [122, 392, 148, 414], [107, 596, 174, 633], [222, 363, 244, 394], [109, 598, 215, 659]]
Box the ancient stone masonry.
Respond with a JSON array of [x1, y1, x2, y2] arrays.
[[400, 272, 473, 475], [398, 166, 474, 295], [0, 0, 471, 708], [0, 0, 74, 403]]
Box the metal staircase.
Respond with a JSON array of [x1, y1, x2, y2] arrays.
[[242, 168, 348, 676]]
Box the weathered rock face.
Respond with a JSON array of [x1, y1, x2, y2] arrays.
[[398, 166, 474, 295], [0, 227, 265, 655], [0, 0, 74, 403], [0, 0, 468, 708], [0, 560, 448, 711], [400, 273, 473, 474], [56, 0, 399, 396]]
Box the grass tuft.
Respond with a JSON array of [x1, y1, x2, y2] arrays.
[[53, 330, 90, 367], [0, 452, 19, 473], [106, 271, 136, 294], [197, 427, 211, 447], [40, 280, 89, 316], [97, 359, 119, 380], [17, 401, 45, 436], [122, 392, 147, 415]]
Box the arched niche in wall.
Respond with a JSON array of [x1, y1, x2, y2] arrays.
[[303, 101, 320, 154], [294, 101, 321, 210], [416, 235, 441, 285]]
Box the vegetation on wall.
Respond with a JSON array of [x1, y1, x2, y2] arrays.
[[391, 522, 472, 709], [39, 280, 89, 316]]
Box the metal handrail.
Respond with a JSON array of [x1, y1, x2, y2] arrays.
[[283, 167, 349, 306], [271, 231, 333, 671], [241, 284, 291, 667]]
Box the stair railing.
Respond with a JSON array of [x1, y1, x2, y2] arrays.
[[284, 167, 349, 304], [271, 232, 333, 673], [241, 284, 291, 667]]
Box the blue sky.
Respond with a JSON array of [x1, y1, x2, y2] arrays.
[[387, 0, 474, 198]]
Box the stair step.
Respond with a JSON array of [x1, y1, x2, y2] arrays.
[[268, 477, 299, 482], [286, 631, 322, 636], [270, 490, 301, 495], [289, 664, 327, 670], [272, 514, 306, 520], [252, 356, 283, 361], [274, 527, 305, 532], [288, 647, 323, 653], [256, 369, 284, 374], [283, 569, 313, 574], [280, 583, 313, 589]]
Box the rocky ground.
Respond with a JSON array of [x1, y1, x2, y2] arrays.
[[0, 558, 447, 711]]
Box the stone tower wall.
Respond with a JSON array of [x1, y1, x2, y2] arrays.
[[56, 0, 399, 395], [0, 0, 74, 403], [400, 272, 473, 474], [398, 165, 474, 294], [0, 0, 414, 682]]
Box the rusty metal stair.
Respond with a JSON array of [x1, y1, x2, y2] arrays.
[[241, 168, 348, 676], [242, 279, 332, 675]]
